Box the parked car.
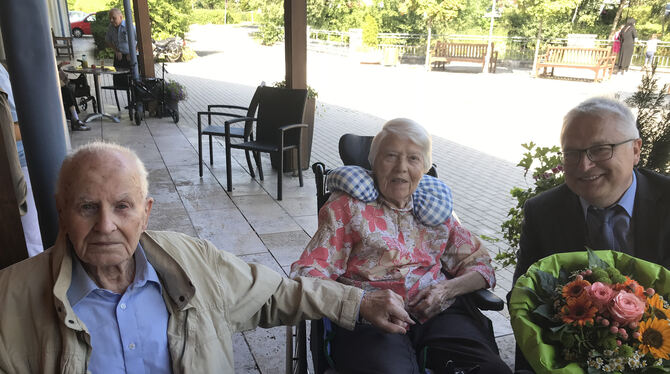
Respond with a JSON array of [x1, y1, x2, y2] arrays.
[[68, 10, 87, 22], [71, 13, 95, 38]]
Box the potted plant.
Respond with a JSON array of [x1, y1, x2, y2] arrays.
[[163, 79, 187, 118], [271, 80, 318, 171]]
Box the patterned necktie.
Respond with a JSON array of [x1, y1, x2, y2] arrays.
[[587, 206, 617, 250]]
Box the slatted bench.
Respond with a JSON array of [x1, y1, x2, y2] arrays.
[[535, 46, 616, 82], [429, 41, 498, 73]]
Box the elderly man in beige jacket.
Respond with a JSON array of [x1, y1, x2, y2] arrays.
[[0, 142, 412, 373]]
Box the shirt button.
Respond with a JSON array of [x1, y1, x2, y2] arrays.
[[120, 303, 127, 310], [128, 343, 136, 350]]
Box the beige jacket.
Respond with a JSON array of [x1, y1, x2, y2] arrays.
[[0, 230, 363, 373]]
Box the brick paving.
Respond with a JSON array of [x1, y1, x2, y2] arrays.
[[67, 26, 657, 372]]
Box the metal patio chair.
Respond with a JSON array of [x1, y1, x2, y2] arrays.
[[197, 84, 264, 179], [222, 86, 308, 200]]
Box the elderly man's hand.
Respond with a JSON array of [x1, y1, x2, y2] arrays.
[[115, 51, 123, 60], [359, 289, 413, 334]]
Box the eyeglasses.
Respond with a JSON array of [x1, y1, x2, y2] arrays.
[[560, 139, 636, 166]]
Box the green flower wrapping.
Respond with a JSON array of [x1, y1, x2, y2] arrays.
[[509, 250, 670, 374]]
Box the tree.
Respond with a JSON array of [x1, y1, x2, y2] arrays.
[[608, 0, 626, 38], [502, 0, 580, 40], [625, 67, 670, 175], [362, 14, 379, 46]]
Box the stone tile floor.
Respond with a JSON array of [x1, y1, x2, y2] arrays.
[[67, 27, 658, 372]]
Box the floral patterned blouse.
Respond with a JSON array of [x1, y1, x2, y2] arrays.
[[290, 192, 496, 311]]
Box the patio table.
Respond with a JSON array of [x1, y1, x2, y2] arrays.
[[62, 66, 130, 123]]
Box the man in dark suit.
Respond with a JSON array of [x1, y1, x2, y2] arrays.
[[511, 97, 670, 372]]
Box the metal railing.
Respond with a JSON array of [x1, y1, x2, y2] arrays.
[[306, 29, 670, 68]]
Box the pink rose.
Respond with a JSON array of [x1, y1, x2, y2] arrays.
[[586, 282, 614, 312], [608, 291, 645, 325]]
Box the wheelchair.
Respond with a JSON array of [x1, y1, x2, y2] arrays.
[[67, 73, 96, 112], [286, 134, 505, 374]]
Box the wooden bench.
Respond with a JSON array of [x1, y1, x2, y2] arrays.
[[429, 41, 498, 73], [535, 46, 616, 82], [51, 28, 74, 59]]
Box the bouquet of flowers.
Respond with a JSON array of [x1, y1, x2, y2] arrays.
[[510, 250, 670, 374]]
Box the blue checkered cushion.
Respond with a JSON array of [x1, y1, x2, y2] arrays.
[[325, 165, 453, 226]]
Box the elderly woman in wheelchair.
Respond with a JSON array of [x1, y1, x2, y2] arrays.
[[290, 118, 511, 374]]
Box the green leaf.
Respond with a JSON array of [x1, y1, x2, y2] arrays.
[[517, 286, 542, 303], [534, 269, 558, 299], [532, 303, 555, 321], [558, 268, 569, 284], [587, 248, 610, 269]]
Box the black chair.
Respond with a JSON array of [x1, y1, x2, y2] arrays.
[[286, 133, 505, 374], [67, 73, 96, 112], [197, 85, 263, 179], [101, 73, 131, 117], [223, 86, 308, 200]]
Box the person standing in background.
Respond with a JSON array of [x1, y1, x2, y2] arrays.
[[105, 8, 134, 88], [0, 62, 43, 256], [645, 34, 659, 69], [617, 18, 637, 73]]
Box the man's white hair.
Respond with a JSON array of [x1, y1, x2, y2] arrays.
[[561, 97, 639, 145], [56, 141, 148, 201], [368, 118, 432, 172]]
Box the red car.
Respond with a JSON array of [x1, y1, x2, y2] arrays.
[[71, 13, 95, 38]]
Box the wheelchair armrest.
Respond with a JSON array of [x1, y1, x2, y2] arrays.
[[470, 288, 504, 311]]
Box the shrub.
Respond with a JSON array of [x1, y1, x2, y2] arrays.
[[625, 66, 670, 175], [362, 14, 379, 47], [91, 10, 113, 59], [495, 143, 564, 268], [272, 80, 318, 99], [180, 46, 198, 62], [191, 9, 238, 25]]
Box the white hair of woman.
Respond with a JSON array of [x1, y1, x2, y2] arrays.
[[562, 97, 639, 143], [368, 118, 432, 173]]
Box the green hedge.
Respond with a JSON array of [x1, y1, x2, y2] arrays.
[[91, 10, 114, 59], [190, 8, 256, 25]]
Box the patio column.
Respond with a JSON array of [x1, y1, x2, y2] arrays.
[[0, 0, 69, 250], [133, 0, 154, 78], [284, 0, 307, 89]]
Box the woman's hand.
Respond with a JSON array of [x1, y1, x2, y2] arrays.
[[408, 272, 487, 321], [407, 281, 453, 321]]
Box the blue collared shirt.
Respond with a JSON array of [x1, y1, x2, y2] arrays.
[[580, 172, 637, 252], [67, 244, 172, 374], [105, 20, 133, 54]]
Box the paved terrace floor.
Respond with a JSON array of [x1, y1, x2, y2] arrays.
[[67, 26, 657, 373]]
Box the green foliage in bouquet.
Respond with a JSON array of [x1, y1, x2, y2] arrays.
[[518, 250, 670, 373]]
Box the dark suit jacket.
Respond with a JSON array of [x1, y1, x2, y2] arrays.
[[513, 167, 670, 284], [510, 168, 670, 373]]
